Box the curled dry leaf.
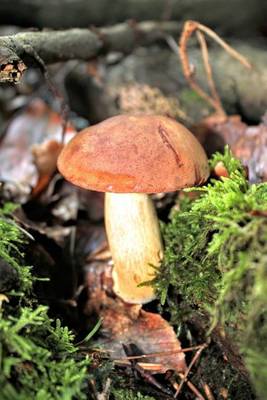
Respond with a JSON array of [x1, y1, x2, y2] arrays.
[[96, 297, 186, 374], [195, 114, 267, 182], [0, 98, 76, 202]]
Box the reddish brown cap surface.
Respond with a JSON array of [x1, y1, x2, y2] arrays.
[[57, 115, 209, 193]]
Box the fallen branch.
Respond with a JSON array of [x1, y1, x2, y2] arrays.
[[0, 20, 181, 83]]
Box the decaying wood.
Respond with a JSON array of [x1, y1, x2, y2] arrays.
[[0, 21, 182, 83]]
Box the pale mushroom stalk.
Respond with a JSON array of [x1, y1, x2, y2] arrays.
[[105, 192, 163, 304]]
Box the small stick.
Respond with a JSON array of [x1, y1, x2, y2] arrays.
[[170, 374, 206, 400], [174, 343, 207, 398], [115, 343, 205, 361], [202, 381, 216, 400], [122, 343, 173, 396], [196, 30, 225, 116], [179, 375, 206, 400], [196, 22, 252, 69], [179, 20, 252, 116]]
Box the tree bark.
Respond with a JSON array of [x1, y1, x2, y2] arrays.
[[0, 0, 266, 37]]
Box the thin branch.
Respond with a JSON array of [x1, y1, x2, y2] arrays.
[[196, 22, 252, 69], [196, 30, 224, 114], [179, 26, 223, 114], [170, 371, 206, 400], [174, 343, 208, 398], [115, 343, 205, 361], [178, 20, 252, 117], [202, 381, 216, 400]]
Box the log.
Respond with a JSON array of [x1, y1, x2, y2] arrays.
[[0, 0, 266, 37]]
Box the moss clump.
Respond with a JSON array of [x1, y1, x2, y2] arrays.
[[155, 148, 267, 398], [0, 205, 90, 399]]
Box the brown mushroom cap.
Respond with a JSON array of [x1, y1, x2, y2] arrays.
[[57, 115, 209, 193]]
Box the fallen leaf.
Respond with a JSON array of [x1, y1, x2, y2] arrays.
[[95, 297, 186, 374], [0, 98, 76, 202], [81, 232, 186, 375]]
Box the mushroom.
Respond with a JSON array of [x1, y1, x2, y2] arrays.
[[57, 115, 209, 304]]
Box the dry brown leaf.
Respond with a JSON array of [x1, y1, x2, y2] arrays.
[[96, 297, 186, 374]]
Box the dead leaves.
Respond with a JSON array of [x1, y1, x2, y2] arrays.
[[195, 114, 267, 182], [0, 98, 76, 202], [98, 297, 186, 375]]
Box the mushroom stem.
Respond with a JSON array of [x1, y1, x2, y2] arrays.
[[105, 192, 163, 304]]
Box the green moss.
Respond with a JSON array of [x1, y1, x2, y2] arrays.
[[0, 205, 91, 399], [155, 147, 267, 398], [0, 204, 32, 293]]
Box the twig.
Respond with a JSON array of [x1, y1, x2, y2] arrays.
[[170, 374, 206, 400], [123, 343, 173, 396], [89, 377, 112, 400], [97, 378, 112, 400], [174, 343, 208, 398], [179, 376, 206, 400], [196, 30, 224, 113], [196, 22, 252, 69], [202, 381, 215, 400], [178, 20, 252, 117], [115, 343, 206, 361]]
